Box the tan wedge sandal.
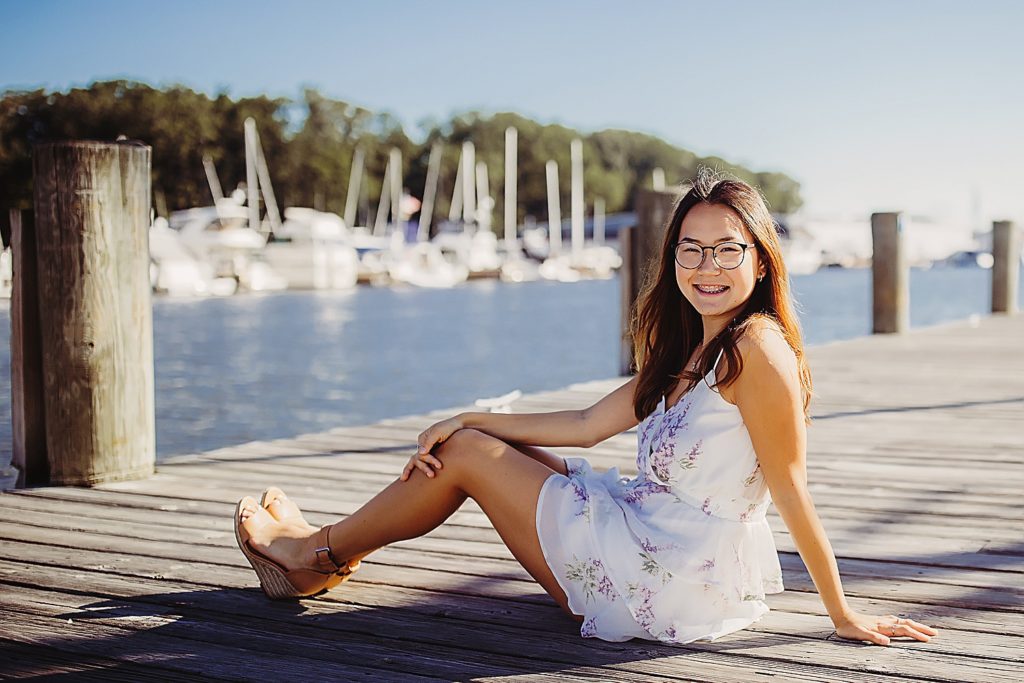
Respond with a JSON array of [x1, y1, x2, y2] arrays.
[[233, 497, 356, 600]]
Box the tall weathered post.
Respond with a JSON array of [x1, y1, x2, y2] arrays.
[[621, 189, 679, 374], [32, 141, 155, 485], [991, 220, 1019, 314], [871, 212, 908, 334], [9, 210, 49, 487]]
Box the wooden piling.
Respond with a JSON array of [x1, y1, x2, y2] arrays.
[[31, 141, 155, 485], [991, 220, 1019, 314], [9, 210, 49, 487], [620, 189, 679, 374], [871, 212, 908, 334]]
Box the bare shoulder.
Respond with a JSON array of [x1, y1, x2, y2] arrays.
[[733, 316, 799, 389]]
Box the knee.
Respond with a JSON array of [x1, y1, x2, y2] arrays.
[[436, 428, 506, 463]]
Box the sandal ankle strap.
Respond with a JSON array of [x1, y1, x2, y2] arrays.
[[313, 524, 352, 576]]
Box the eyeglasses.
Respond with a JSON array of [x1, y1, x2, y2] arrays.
[[673, 241, 753, 270]]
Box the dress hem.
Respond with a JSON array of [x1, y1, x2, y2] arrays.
[[534, 462, 783, 645], [535, 472, 587, 620]]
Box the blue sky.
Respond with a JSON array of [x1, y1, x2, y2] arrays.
[[2, 0, 1022, 224]]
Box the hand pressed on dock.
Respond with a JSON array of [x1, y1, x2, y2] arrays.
[[833, 611, 938, 646]]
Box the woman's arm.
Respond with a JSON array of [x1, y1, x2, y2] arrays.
[[403, 376, 641, 480], [459, 375, 640, 448], [732, 324, 937, 645]]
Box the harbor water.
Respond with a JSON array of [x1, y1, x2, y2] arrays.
[[0, 266, 1017, 466]]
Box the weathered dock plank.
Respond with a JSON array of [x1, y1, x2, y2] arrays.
[[1, 314, 1022, 681]]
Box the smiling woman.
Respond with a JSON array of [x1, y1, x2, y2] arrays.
[[631, 169, 812, 424], [233, 167, 938, 648]]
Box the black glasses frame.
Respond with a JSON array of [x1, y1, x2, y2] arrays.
[[672, 241, 753, 270]]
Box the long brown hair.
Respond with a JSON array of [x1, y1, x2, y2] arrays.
[[630, 168, 813, 421]]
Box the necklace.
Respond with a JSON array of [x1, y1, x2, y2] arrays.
[[687, 343, 704, 372]]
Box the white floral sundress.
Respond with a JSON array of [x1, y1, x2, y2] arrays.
[[535, 353, 784, 644]]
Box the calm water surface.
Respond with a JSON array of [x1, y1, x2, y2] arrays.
[[0, 266, 1015, 463]]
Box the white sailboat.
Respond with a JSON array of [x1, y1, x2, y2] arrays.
[[149, 214, 232, 296], [432, 141, 502, 278], [262, 207, 360, 290], [165, 120, 289, 294], [144, 154, 243, 296], [168, 199, 273, 291], [382, 147, 469, 288], [388, 240, 469, 288]]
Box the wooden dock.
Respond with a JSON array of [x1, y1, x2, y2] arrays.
[[1, 315, 1021, 681]]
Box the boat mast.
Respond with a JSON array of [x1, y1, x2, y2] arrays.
[[462, 141, 476, 232], [504, 127, 517, 247], [545, 160, 562, 256], [449, 145, 464, 223], [475, 160, 491, 232], [203, 155, 225, 203], [389, 147, 402, 234], [571, 138, 584, 258], [253, 128, 282, 236], [652, 167, 665, 191], [373, 152, 392, 236], [418, 143, 442, 241], [244, 118, 260, 233], [343, 148, 364, 228]]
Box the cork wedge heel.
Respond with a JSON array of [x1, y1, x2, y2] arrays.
[[233, 497, 356, 600]]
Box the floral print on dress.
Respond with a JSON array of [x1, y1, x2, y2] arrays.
[[638, 411, 658, 446], [738, 502, 760, 521], [625, 582, 657, 631], [742, 465, 761, 488], [569, 479, 591, 520], [638, 550, 660, 576], [639, 536, 681, 583], [647, 398, 702, 484], [640, 536, 681, 554], [565, 556, 617, 604], [623, 479, 671, 505], [700, 497, 714, 516], [677, 440, 702, 471], [649, 444, 675, 483]]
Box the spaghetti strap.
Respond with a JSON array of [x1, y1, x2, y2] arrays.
[[704, 349, 725, 384]]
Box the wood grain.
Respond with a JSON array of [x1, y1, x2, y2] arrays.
[[9, 209, 48, 486], [31, 142, 155, 485]]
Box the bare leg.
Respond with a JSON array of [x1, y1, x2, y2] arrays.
[[506, 442, 569, 475], [272, 443, 566, 530], [243, 429, 578, 616]]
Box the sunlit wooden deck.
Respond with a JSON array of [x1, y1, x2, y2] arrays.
[[1, 314, 1021, 681]]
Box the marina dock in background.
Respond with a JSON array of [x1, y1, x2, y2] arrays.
[[1, 313, 1021, 681]]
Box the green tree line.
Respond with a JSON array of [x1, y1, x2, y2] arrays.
[[0, 80, 803, 226]]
